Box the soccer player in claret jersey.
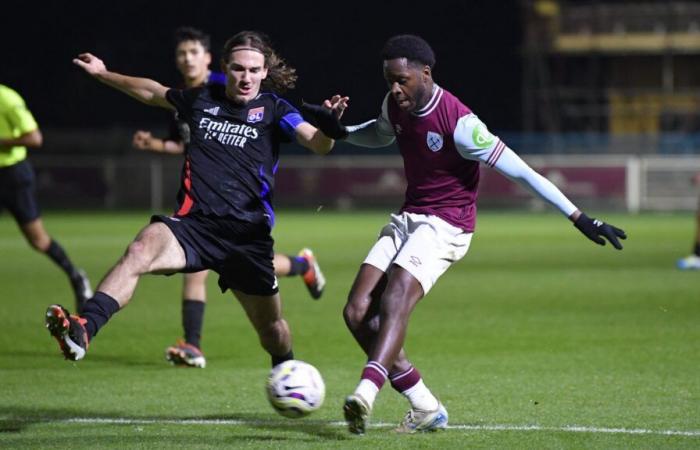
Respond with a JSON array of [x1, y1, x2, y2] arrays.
[[44, 31, 341, 374], [305, 35, 626, 434], [132, 26, 326, 368]]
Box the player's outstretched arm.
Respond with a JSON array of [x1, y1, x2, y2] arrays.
[[491, 149, 628, 250], [570, 211, 627, 249], [73, 53, 172, 109], [335, 94, 396, 148], [296, 95, 349, 154], [295, 122, 334, 155], [300, 94, 397, 148], [0, 129, 42, 150], [300, 95, 350, 140], [454, 114, 627, 250]]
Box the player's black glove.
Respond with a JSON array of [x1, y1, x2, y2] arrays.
[[573, 213, 627, 250], [300, 102, 348, 140]]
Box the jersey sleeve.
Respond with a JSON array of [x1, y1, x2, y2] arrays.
[[275, 97, 304, 142], [345, 93, 396, 148], [453, 113, 503, 163], [454, 113, 577, 217], [165, 88, 199, 122], [3, 93, 38, 135]]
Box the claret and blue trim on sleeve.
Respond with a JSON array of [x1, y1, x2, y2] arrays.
[[453, 113, 578, 217]]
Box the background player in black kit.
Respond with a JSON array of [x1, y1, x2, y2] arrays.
[[45, 31, 341, 371], [131, 26, 326, 368]]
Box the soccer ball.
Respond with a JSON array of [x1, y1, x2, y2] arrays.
[[266, 359, 325, 418]]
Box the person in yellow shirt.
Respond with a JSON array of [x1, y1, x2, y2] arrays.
[[0, 84, 92, 312]]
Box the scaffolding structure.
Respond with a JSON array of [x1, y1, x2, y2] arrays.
[[522, 1, 700, 145]]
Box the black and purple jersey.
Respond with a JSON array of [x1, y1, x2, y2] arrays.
[[166, 71, 225, 144], [165, 83, 303, 227]]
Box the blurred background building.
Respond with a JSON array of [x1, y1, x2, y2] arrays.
[[4, 1, 700, 213]]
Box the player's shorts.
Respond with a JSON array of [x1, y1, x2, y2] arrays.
[[151, 214, 278, 297], [0, 160, 41, 225], [363, 212, 472, 295]]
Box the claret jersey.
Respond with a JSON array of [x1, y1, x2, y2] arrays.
[[382, 85, 482, 232], [166, 84, 303, 227], [374, 84, 576, 232]]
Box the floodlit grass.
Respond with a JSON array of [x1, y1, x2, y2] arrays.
[[1, 210, 698, 449]]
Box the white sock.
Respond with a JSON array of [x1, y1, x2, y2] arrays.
[[355, 379, 380, 408], [403, 379, 439, 411]]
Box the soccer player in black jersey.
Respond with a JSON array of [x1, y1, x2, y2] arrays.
[[45, 31, 341, 373], [131, 27, 326, 368]]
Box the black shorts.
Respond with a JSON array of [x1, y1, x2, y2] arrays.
[[151, 214, 278, 296], [0, 160, 40, 225]]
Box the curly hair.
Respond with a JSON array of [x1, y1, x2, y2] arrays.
[[381, 34, 436, 69], [221, 31, 297, 93]]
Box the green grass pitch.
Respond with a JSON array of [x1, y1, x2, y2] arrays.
[[0, 210, 698, 449]]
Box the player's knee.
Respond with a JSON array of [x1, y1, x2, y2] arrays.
[[29, 235, 50, 252], [123, 240, 152, 272], [258, 317, 284, 339], [343, 300, 364, 331]]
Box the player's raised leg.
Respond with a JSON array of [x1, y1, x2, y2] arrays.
[[273, 249, 326, 299], [45, 222, 186, 360]]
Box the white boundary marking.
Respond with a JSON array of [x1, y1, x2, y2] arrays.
[[25, 418, 696, 437]]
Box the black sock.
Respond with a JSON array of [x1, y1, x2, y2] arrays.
[[286, 255, 309, 276], [694, 243, 700, 257], [46, 240, 78, 279], [182, 299, 205, 349], [271, 350, 294, 368], [81, 291, 120, 340]]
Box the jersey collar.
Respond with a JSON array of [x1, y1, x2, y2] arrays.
[[412, 84, 443, 117]]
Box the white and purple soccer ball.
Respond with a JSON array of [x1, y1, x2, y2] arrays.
[[266, 360, 325, 418]]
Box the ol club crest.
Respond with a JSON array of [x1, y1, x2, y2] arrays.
[[247, 107, 265, 123]]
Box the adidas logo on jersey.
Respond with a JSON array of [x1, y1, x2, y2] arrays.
[[204, 106, 220, 116]]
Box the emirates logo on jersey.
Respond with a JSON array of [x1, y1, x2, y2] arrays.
[[198, 117, 259, 148], [426, 131, 443, 152], [247, 107, 265, 123]]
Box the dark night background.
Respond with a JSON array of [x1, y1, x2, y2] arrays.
[[3, 0, 522, 134]]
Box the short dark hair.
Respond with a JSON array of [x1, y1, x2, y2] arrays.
[[174, 26, 211, 52], [381, 34, 435, 69]]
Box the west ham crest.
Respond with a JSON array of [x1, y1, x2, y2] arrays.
[[426, 131, 443, 152], [247, 107, 265, 123]]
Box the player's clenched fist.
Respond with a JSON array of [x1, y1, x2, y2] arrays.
[[73, 53, 107, 77]]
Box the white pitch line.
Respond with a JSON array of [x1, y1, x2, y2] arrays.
[[39, 418, 698, 437]]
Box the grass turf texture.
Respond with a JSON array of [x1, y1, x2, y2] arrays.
[[0, 210, 698, 449]]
